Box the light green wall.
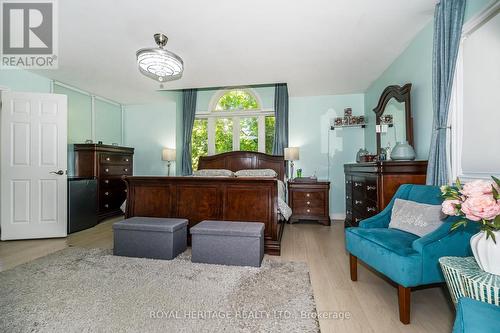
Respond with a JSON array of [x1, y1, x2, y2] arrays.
[[95, 99, 122, 145], [290, 94, 365, 217], [124, 93, 179, 176], [364, 0, 495, 158], [53, 84, 92, 143], [0, 68, 51, 93]]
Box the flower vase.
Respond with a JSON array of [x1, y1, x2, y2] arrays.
[[470, 230, 500, 275]]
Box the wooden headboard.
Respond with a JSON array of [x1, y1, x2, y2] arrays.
[[198, 151, 286, 180]]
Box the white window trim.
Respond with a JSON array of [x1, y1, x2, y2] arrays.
[[196, 88, 275, 155], [448, 2, 500, 182]]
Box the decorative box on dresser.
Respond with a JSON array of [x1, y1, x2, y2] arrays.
[[288, 180, 330, 226], [72, 144, 134, 221], [344, 161, 428, 228]]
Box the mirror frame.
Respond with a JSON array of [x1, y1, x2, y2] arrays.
[[373, 83, 413, 153]]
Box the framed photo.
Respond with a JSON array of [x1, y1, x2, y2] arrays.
[[380, 114, 393, 125], [334, 117, 343, 126], [344, 108, 352, 117]]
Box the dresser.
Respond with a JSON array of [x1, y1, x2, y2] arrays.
[[344, 161, 427, 228], [288, 180, 330, 225], [72, 144, 134, 221]]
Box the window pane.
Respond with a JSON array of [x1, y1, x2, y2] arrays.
[[240, 117, 258, 151], [215, 118, 233, 154], [265, 116, 275, 154], [215, 90, 259, 111], [191, 119, 208, 170]]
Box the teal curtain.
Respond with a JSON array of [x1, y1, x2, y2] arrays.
[[272, 83, 289, 155], [181, 89, 197, 175], [427, 0, 466, 185]]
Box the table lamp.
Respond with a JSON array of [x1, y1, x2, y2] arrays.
[[284, 147, 299, 179], [162, 148, 176, 176]]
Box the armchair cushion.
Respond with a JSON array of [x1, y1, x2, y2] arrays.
[[388, 198, 444, 237], [453, 297, 500, 333], [349, 227, 419, 256], [346, 227, 422, 287]]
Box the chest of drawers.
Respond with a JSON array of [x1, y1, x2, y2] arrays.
[[72, 144, 134, 221], [288, 180, 330, 225], [344, 161, 427, 228]]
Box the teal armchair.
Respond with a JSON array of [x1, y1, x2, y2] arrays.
[[345, 184, 477, 324]]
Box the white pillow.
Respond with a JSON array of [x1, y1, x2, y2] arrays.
[[192, 169, 234, 177], [234, 169, 277, 178], [388, 198, 445, 237]]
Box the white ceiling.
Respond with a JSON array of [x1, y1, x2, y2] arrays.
[[36, 0, 435, 104]]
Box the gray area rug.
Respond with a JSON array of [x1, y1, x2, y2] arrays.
[[0, 248, 319, 332]]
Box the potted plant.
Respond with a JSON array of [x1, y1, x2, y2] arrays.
[[441, 177, 500, 275]]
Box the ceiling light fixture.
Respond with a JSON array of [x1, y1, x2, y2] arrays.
[[136, 33, 184, 83]]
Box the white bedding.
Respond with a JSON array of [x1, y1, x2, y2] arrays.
[[121, 178, 293, 221]]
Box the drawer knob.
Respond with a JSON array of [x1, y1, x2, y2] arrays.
[[104, 180, 109, 184], [355, 200, 363, 205], [367, 207, 376, 212], [104, 204, 109, 208], [346, 210, 351, 214], [306, 209, 311, 213], [306, 193, 310, 197], [124, 189, 127, 193], [105, 192, 109, 196], [105, 168, 109, 172], [367, 186, 376, 190], [307, 201, 311, 205], [106, 157, 110, 161], [125, 158, 129, 162], [354, 182, 362, 187], [355, 218, 361, 222], [124, 168, 128, 172]]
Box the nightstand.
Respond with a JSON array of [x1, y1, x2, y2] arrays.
[[287, 180, 331, 225]]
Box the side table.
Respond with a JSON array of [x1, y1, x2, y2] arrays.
[[439, 256, 500, 306]]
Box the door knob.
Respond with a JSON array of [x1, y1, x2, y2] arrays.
[[50, 170, 64, 175]]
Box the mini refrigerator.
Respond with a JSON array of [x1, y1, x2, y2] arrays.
[[68, 177, 98, 234]]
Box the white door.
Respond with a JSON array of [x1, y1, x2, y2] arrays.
[[1, 91, 68, 240]]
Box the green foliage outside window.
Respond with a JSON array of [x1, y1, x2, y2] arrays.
[[240, 117, 258, 151], [191, 89, 276, 170], [191, 118, 208, 170], [215, 90, 259, 111], [265, 116, 275, 154], [215, 118, 233, 153]]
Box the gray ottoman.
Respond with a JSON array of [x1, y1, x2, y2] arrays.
[[190, 221, 264, 267], [113, 217, 187, 260]]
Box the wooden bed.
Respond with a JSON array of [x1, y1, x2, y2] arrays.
[[123, 151, 286, 255]]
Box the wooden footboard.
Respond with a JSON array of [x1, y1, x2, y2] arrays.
[[122, 176, 284, 255]]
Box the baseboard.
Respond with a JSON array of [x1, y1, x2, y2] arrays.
[[330, 213, 346, 221]]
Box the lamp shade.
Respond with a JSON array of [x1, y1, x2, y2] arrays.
[[284, 147, 299, 161], [162, 148, 176, 161]]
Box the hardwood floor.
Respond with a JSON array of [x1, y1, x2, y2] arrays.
[[0, 219, 454, 332]]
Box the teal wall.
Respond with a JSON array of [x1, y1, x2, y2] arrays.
[[1, 69, 123, 145], [364, 0, 495, 158], [95, 99, 122, 145], [53, 84, 93, 143], [124, 93, 179, 176], [0, 68, 51, 93], [290, 94, 365, 217]]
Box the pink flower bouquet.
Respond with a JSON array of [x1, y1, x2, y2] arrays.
[[441, 177, 500, 242]]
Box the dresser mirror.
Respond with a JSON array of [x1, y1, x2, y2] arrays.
[[373, 84, 414, 154]]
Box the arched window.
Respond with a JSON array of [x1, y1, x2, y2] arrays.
[[191, 88, 275, 170], [213, 89, 260, 111]]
